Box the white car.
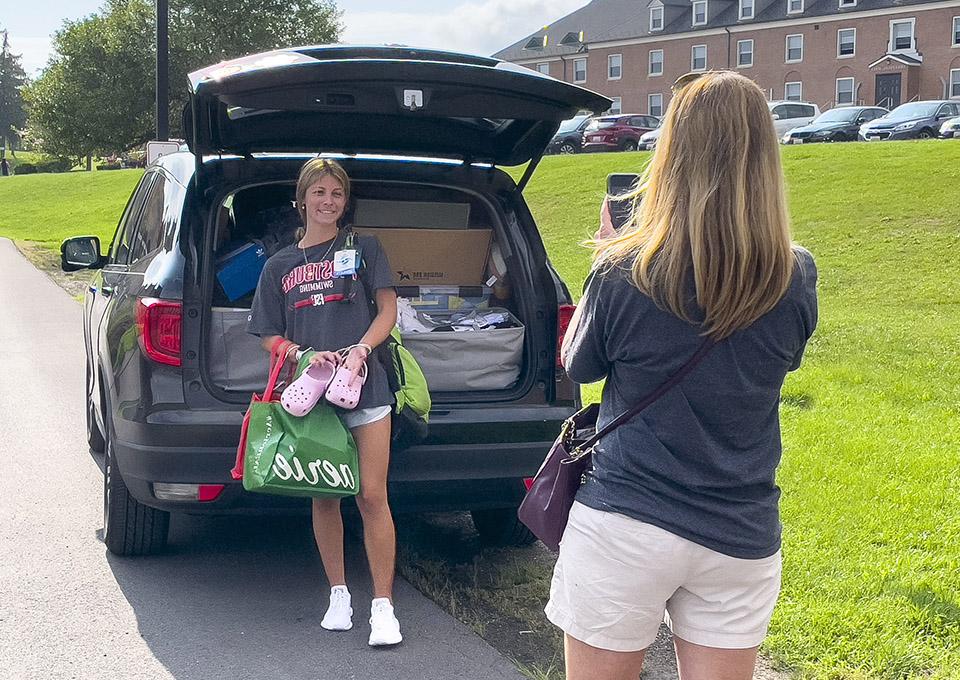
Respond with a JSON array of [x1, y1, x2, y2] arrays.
[[768, 101, 821, 136], [639, 123, 661, 150], [940, 116, 960, 139]]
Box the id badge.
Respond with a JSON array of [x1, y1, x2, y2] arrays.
[[333, 249, 359, 277]]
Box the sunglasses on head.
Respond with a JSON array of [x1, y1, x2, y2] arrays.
[[672, 71, 708, 92]]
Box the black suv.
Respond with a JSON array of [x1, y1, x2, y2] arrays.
[[61, 46, 608, 556]]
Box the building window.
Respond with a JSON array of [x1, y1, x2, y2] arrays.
[[952, 69, 960, 97], [836, 77, 855, 105], [574, 58, 587, 83], [890, 19, 915, 52], [649, 49, 664, 76], [650, 6, 664, 31], [740, 0, 754, 20], [786, 34, 804, 62], [785, 81, 803, 101], [737, 40, 754, 67], [693, 0, 708, 26], [787, 0, 803, 14], [648, 93, 664, 117], [838, 28, 856, 57], [952, 16, 959, 46], [608, 54, 622, 80], [536, 62, 550, 75], [608, 97, 622, 115], [839, 0, 856, 6], [691, 44, 707, 71]]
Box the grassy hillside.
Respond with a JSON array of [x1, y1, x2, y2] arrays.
[[0, 169, 143, 248], [3, 141, 960, 677]]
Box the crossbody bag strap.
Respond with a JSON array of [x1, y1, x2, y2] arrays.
[[574, 338, 716, 454]]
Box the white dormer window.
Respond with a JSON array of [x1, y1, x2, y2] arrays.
[[650, 5, 664, 31], [787, 0, 803, 13], [839, 0, 856, 7], [693, 0, 708, 26], [890, 18, 916, 52], [740, 0, 754, 20]]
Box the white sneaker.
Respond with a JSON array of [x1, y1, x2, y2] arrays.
[[368, 597, 402, 646], [321, 586, 353, 631]]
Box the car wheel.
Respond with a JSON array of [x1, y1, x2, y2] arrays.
[[85, 365, 106, 453], [619, 139, 638, 152], [917, 129, 934, 140], [103, 428, 170, 556], [470, 507, 537, 547], [558, 142, 578, 155]]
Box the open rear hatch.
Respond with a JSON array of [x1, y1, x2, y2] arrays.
[[186, 45, 610, 168]]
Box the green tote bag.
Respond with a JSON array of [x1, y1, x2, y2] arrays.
[[231, 342, 359, 498]]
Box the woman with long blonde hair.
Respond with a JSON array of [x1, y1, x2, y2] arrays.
[[548, 71, 818, 679]]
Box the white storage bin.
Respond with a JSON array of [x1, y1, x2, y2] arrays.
[[401, 309, 524, 391]]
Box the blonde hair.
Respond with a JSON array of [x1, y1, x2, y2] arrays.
[[294, 158, 351, 239], [597, 71, 794, 340]]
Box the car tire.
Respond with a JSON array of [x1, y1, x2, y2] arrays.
[[103, 428, 170, 556], [470, 507, 537, 547], [85, 365, 106, 453], [917, 129, 934, 140], [558, 142, 578, 155], [619, 139, 638, 152]]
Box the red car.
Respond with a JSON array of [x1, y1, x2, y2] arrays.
[[582, 114, 660, 152]]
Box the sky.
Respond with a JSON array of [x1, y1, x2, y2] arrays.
[[3, 0, 586, 76]]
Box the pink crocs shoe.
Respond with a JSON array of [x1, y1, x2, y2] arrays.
[[325, 361, 367, 410], [280, 360, 336, 417]]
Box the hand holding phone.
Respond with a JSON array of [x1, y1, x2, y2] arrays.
[[605, 173, 641, 232]]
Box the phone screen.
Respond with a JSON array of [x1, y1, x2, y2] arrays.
[[606, 173, 641, 231]]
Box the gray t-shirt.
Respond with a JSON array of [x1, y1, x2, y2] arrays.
[[566, 247, 818, 559], [247, 231, 395, 410]]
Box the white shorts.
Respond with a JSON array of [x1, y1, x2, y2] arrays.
[[340, 405, 392, 430], [545, 502, 781, 652]]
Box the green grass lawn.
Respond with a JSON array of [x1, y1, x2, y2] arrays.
[[3, 142, 960, 677], [0, 169, 143, 248]]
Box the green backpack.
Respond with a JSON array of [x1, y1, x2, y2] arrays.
[[380, 327, 432, 446]]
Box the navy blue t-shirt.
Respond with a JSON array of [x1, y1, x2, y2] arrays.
[[566, 247, 818, 558]]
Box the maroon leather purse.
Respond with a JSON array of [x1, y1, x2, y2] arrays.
[[518, 339, 715, 552]]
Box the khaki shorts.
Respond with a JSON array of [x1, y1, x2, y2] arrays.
[[545, 502, 782, 652]]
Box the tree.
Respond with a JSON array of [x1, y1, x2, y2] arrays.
[[24, 0, 342, 158], [0, 30, 29, 153]]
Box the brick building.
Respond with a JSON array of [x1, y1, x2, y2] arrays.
[[494, 0, 960, 116]]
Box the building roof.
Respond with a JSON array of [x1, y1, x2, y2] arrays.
[[493, 0, 942, 62]]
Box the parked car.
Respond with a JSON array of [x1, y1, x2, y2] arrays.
[[582, 114, 660, 152], [939, 116, 960, 139], [859, 100, 960, 141], [546, 114, 593, 154], [767, 101, 820, 136], [639, 120, 662, 150], [59, 45, 609, 556], [781, 106, 888, 144]]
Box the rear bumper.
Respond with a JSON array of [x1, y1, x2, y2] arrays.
[[111, 404, 573, 513], [582, 142, 618, 152]]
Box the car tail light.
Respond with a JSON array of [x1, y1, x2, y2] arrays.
[[523, 477, 534, 491], [136, 297, 182, 366], [557, 304, 576, 368]]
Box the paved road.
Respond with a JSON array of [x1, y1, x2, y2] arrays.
[[0, 238, 524, 680]]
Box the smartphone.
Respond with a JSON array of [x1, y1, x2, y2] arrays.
[[606, 173, 641, 231]]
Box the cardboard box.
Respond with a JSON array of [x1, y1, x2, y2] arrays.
[[355, 227, 492, 286], [354, 199, 470, 229]]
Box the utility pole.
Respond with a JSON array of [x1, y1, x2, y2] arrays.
[[156, 0, 169, 140], [1, 30, 8, 160]]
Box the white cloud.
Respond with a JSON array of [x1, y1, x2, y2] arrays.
[[341, 0, 586, 57], [6, 36, 54, 77]]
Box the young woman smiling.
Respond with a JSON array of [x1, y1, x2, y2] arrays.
[[248, 158, 403, 646]]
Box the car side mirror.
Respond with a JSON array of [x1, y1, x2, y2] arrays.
[[61, 236, 105, 272], [856, 117, 867, 124], [771, 113, 780, 120]]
